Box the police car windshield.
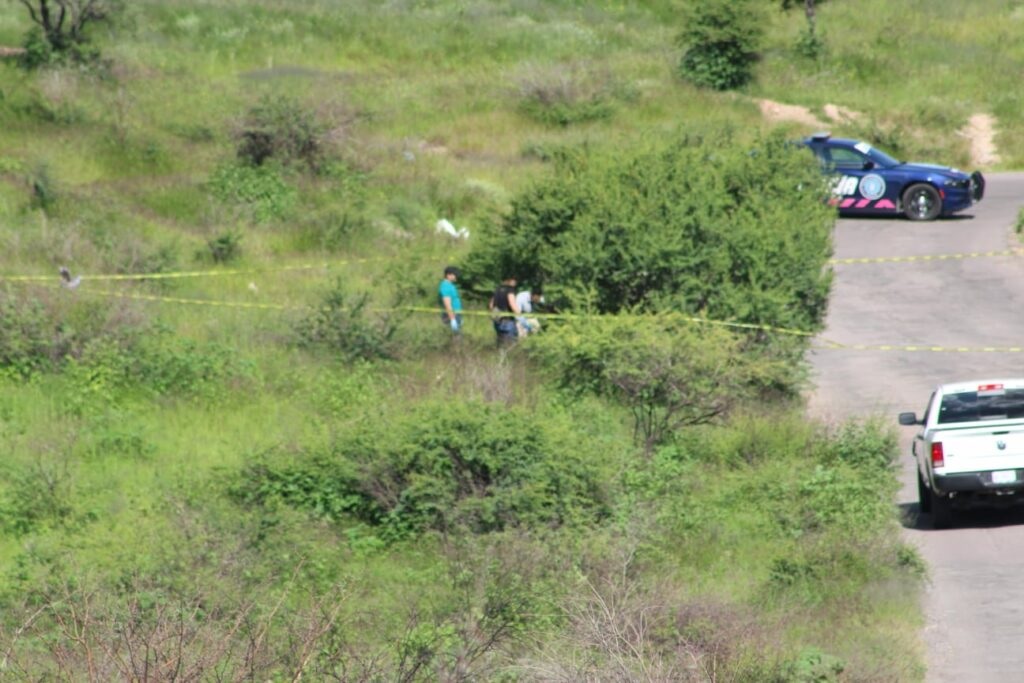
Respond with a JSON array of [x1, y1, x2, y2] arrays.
[[938, 389, 1024, 424], [860, 145, 901, 168]]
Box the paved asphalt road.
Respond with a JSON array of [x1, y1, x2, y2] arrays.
[[808, 173, 1024, 683]]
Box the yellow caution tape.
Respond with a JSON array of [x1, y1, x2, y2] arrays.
[[2, 246, 1022, 284], [828, 248, 1024, 265], [0, 257, 393, 283]]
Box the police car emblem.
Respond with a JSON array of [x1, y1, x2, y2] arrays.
[[859, 174, 886, 200]]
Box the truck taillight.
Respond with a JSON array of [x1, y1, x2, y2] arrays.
[[931, 442, 945, 468]]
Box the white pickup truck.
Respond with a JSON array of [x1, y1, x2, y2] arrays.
[[899, 379, 1024, 528]]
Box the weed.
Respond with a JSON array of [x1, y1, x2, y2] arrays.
[[203, 230, 243, 264], [28, 162, 58, 210], [0, 432, 78, 535], [795, 25, 827, 60], [295, 279, 403, 363], [516, 63, 616, 127], [208, 162, 296, 223], [782, 647, 845, 682]]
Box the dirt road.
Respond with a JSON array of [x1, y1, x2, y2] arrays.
[[808, 173, 1024, 682]]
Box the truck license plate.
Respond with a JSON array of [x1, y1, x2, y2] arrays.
[[992, 470, 1017, 484]]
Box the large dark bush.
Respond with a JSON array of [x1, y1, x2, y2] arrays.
[[466, 129, 834, 336], [234, 400, 611, 539], [677, 0, 765, 91], [237, 95, 324, 171]]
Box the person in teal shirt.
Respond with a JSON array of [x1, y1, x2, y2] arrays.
[[439, 265, 463, 335]]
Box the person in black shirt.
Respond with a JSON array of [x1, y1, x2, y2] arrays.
[[489, 275, 520, 346]]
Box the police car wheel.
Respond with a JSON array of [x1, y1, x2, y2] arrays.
[[902, 183, 941, 221]]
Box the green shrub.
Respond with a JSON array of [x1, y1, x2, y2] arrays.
[[295, 279, 403, 363], [822, 418, 898, 472], [234, 400, 611, 539], [0, 288, 146, 378], [117, 241, 180, 277], [529, 317, 790, 450], [208, 163, 295, 222], [677, 0, 764, 91], [203, 230, 243, 264], [133, 338, 249, 399], [64, 334, 253, 412], [516, 63, 615, 127], [795, 25, 827, 60], [0, 289, 53, 377], [795, 464, 895, 534], [0, 455, 76, 535], [84, 414, 155, 460], [237, 95, 324, 171], [19, 27, 55, 70], [781, 647, 845, 682], [29, 162, 58, 211], [467, 129, 834, 335]]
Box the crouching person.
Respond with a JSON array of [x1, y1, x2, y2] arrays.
[[515, 286, 544, 336], [489, 275, 519, 346]]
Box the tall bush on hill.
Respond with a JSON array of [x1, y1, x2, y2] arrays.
[[237, 95, 325, 172], [677, 0, 765, 90], [466, 129, 834, 335]]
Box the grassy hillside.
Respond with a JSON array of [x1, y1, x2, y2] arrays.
[[2, 0, 1012, 678]]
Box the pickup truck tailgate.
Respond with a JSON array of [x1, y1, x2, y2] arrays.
[[937, 425, 1024, 474]]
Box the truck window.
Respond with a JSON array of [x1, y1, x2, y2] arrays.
[[938, 388, 1024, 424]]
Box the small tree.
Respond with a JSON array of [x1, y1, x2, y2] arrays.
[[16, 0, 118, 65], [784, 0, 826, 59], [677, 0, 765, 91], [529, 317, 788, 453]]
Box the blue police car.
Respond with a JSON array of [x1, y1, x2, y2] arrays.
[[802, 133, 984, 221]]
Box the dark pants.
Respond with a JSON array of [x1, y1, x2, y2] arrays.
[[493, 318, 517, 344]]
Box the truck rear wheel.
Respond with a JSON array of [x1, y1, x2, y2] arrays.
[[930, 487, 953, 529], [917, 471, 932, 514]]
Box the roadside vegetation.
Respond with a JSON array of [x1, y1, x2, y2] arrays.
[[5, 0, 1017, 678]]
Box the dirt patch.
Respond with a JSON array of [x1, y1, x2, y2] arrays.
[[822, 103, 863, 125], [0, 46, 25, 59], [756, 98, 868, 130], [756, 99, 827, 129], [959, 113, 1001, 168]]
